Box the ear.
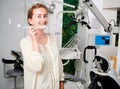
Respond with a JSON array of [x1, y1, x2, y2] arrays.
[[28, 18, 33, 25]]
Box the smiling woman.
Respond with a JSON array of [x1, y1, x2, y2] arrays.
[[20, 3, 64, 89]]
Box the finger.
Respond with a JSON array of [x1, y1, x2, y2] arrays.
[[28, 26, 35, 33]]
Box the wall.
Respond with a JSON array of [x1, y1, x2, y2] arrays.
[[103, 0, 120, 9], [0, 0, 26, 89]]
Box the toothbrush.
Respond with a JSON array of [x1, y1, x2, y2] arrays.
[[23, 25, 47, 29]]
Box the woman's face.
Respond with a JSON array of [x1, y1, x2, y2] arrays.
[[28, 7, 48, 27]]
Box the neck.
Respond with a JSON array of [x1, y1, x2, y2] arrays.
[[36, 30, 47, 43], [38, 34, 48, 46], [37, 29, 45, 37]]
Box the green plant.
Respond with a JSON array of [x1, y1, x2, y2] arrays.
[[62, 0, 78, 75]]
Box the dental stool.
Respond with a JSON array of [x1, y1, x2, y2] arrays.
[[2, 50, 23, 89]]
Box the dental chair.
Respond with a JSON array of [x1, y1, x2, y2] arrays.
[[88, 55, 120, 89], [2, 50, 23, 89]]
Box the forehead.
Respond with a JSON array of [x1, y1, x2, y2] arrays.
[[32, 8, 48, 15]]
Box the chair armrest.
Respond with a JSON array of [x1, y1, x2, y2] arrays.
[[2, 58, 15, 64]]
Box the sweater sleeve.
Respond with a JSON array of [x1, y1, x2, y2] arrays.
[[20, 38, 44, 72]]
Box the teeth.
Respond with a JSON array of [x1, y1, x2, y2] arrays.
[[32, 25, 47, 29], [42, 25, 47, 29]]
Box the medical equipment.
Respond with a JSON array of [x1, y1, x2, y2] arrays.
[[83, 0, 112, 32], [2, 50, 23, 89], [95, 35, 111, 46], [58, 0, 120, 89], [88, 55, 120, 89]]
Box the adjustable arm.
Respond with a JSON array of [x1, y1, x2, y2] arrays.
[[83, 0, 112, 32]]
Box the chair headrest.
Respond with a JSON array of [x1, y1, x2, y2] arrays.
[[94, 55, 110, 72], [11, 50, 22, 59]]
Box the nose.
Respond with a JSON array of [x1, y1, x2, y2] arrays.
[[40, 16, 46, 23]]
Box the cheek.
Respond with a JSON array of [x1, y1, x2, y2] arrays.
[[32, 19, 39, 25], [45, 19, 48, 25], [28, 18, 37, 25]]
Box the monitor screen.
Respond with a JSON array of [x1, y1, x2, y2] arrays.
[[95, 35, 110, 46]]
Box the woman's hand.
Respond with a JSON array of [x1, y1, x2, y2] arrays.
[[28, 26, 40, 52], [28, 26, 37, 42], [60, 81, 64, 89]]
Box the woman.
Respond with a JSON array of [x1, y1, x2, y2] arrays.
[[20, 3, 64, 89]]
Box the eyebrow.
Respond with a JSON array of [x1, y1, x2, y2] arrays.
[[37, 13, 48, 16]]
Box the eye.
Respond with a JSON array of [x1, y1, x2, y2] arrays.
[[38, 15, 41, 18], [44, 14, 48, 18]]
